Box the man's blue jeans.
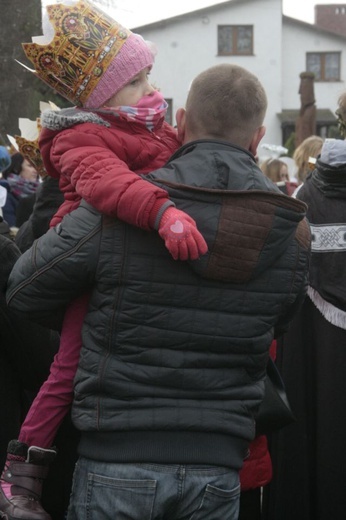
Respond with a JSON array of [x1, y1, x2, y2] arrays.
[[67, 457, 240, 519]]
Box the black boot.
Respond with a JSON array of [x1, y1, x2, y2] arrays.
[[0, 440, 56, 520]]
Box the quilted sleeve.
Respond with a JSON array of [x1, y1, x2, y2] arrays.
[[6, 204, 101, 322], [50, 127, 170, 230]]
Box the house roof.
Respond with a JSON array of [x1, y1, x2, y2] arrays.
[[277, 109, 337, 126], [132, 1, 346, 42], [131, 0, 254, 31], [283, 15, 346, 41]]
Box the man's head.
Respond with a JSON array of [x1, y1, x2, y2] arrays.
[[176, 64, 267, 155]]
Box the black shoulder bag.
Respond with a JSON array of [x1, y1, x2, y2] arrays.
[[255, 357, 296, 436]]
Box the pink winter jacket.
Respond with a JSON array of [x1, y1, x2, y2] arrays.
[[39, 108, 180, 228]]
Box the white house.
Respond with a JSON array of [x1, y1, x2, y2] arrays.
[[131, 0, 346, 154]]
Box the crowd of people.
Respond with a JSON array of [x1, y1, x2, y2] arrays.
[[0, 1, 345, 519]]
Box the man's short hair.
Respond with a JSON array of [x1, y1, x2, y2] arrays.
[[186, 64, 267, 147]]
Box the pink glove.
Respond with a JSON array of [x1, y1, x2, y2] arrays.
[[158, 207, 208, 261]]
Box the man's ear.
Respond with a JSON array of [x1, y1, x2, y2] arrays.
[[249, 125, 266, 156], [175, 108, 186, 144]]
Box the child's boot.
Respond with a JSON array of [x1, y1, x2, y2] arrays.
[[0, 440, 56, 520]]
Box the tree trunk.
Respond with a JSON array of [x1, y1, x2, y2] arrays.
[[0, 0, 42, 143], [0, 0, 70, 146]]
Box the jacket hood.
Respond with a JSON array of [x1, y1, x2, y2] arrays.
[[310, 159, 346, 198], [39, 107, 112, 180], [40, 107, 111, 133], [146, 140, 310, 284], [40, 105, 165, 133]]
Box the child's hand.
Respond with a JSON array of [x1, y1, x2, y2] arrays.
[[158, 207, 208, 261]]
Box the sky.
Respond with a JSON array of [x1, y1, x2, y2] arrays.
[[282, 0, 346, 23], [41, 0, 346, 27]]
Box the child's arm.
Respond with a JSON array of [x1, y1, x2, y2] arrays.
[[49, 128, 207, 260]]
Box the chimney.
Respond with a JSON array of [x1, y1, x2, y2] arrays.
[[315, 4, 346, 36]]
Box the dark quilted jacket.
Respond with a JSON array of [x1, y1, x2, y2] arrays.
[[6, 139, 311, 469]]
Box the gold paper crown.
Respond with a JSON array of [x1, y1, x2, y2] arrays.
[[8, 122, 45, 176], [21, 1, 131, 106], [14, 121, 46, 176], [7, 105, 56, 176]]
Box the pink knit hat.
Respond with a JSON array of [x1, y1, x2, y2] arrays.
[[84, 33, 155, 109]]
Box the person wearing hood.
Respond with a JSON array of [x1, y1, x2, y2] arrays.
[[5, 63, 310, 520], [266, 138, 346, 520]]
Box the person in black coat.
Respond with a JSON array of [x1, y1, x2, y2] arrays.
[[266, 138, 346, 520], [4, 64, 311, 520], [15, 175, 64, 253]]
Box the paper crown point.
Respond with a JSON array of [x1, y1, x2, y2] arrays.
[[8, 102, 61, 176], [7, 133, 45, 177], [7, 118, 47, 177], [21, 0, 131, 106]]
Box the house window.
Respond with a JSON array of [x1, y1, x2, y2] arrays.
[[217, 25, 253, 56], [306, 52, 341, 81]]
